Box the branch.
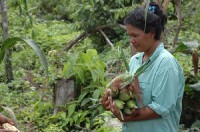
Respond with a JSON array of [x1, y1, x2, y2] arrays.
[[63, 31, 89, 51], [119, 24, 126, 30], [173, 0, 182, 47], [62, 25, 115, 51], [62, 24, 127, 51], [99, 29, 114, 48]]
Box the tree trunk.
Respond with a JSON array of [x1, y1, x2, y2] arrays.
[[172, 0, 182, 47], [63, 31, 89, 51], [154, 0, 171, 14], [0, 0, 14, 83], [53, 78, 75, 115]]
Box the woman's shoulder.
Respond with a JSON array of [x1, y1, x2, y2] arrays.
[[157, 49, 182, 70]]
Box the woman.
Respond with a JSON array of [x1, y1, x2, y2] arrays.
[[101, 2, 184, 132]]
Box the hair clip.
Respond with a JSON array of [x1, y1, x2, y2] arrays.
[[148, 5, 156, 13]]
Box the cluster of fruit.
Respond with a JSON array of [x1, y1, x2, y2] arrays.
[[106, 73, 137, 117]]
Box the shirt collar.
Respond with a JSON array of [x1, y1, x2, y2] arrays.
[[136, 42, 164, 63], [148, 42, 164, 62]]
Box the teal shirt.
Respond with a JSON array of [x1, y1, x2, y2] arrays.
[[123, 43, 184, 132]]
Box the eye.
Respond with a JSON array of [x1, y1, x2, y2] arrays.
[[131, 34, 138, 37]]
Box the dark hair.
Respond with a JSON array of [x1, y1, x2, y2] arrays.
[[124, 2, 167, 40]]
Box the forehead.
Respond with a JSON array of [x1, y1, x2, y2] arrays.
[[126, 24, 144, 34]]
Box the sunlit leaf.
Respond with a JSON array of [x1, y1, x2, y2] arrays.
[[90, 69, 98, 81], [173, 43, 189, 52], [183, 40, 199, 49], [189, 83, 200, 91]]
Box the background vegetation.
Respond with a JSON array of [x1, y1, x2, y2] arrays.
[[0, 0, 200, 131]]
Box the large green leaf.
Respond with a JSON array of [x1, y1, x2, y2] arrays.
[[67, 103, 76, 118], [78, 92, 88, 103], [0, 37, 49, 76], [63, 52, 79, 78]]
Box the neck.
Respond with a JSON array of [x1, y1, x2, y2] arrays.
[[143, 41, 160, 62]]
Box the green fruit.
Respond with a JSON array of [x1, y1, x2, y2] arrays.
[[123, 106, 132, 115], [118, 89, 131, 101], [114, 99, 125, 109], [126, 100, 136, 108], [111, 90, 118, 98], [120, 73, 133, 88]]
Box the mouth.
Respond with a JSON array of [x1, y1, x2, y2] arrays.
[[132, 45, 139, 49]]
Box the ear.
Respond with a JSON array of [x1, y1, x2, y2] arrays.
[[150, 32, 155, 39]]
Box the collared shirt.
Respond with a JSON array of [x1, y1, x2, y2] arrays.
[[123, 43, 184, 132]]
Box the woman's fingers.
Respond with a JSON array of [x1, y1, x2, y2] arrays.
[[128, 84, 135, 92], [130, 108, 139, 116]]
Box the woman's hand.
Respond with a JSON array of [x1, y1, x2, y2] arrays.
[[108, 96, 124, 121]]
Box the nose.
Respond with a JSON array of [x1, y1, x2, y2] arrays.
[[130, 37, 136, 44]]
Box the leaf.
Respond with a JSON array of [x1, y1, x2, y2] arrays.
[[92, 89, 100, 99], [67, 103, 76, 117], [120, 48, 129, 72], [189, 83, 200, 91], [75, 65, 85, 83], [78, 92, 88, 103], [90, 69, 98, 81], [169, 43, 188, 53], [63, 63, 74, 78], [86, 49, 98, 57], [0, 37, 48, 76], [82, 53, 92, 64], [81, 98, 90, 106], [63, 52, 79, 78], [61, 112, 66, 119], [183, 40, 199, 49], [144, 0, 150, 32]]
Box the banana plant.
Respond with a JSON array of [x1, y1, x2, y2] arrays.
[[0, 37, 49, 77]]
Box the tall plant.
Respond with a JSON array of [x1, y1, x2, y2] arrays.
[[63, 0, 140, 51], [59, 49, 107, 130]]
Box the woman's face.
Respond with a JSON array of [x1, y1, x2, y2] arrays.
[[126, 24, 155, 53]]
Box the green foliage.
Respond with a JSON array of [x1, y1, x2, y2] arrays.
[[68, 0, 139, 31], [50, 49, 107, 130], [182, 0, 200, 34], [0, 37, 49, 76], [1, 0, 200, 131], [9, 0, 70, 21], [63, 49, 106, 83]]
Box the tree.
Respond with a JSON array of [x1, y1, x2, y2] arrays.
[[63, 0, 140, 51], [0, 0, 14, 83]]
